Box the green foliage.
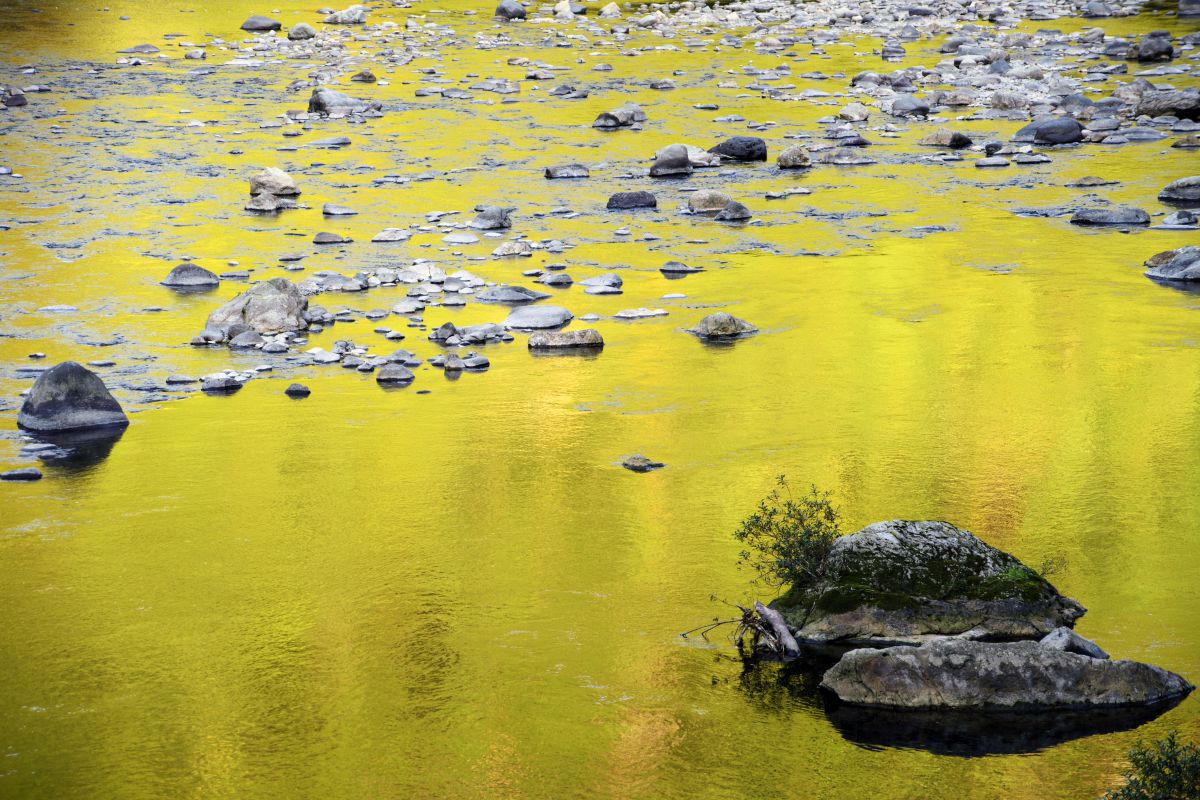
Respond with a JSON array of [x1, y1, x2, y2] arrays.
[[733, 476, 842, 591], [1104, 732, 1200, 800]]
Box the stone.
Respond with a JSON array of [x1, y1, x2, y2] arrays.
[[1, 468, 42, 482], [889, 95, 929, 117], [240, 15, 281, 31], [308, 87, 381, 116], [918, 128, 973, 149], [1013, 117, 1083, 145], [469, 205, 512, 229], [622, 454, 664, 472], [203, 278, 308, 341], [201, 375, 241, 393], [545, 164, 589, 179], [660, 261, 701, 275], [688, 190, 732, 212], [687, 312, 757, 339], [715, 201, 752, 221], [592, 103, 645, 129], [17, 362, 129, 432], [504, 305, 573, 329], [249, 167, 299, 197], [323, 203, 357, 216], [288, 23, 317, 40], [377, 364, 415, 384], [1134, 32, 1172, 62], [777, 145, 811, 169], [776, 520, 1086, 646], [708, 136, 767, 162], [1070, 207, 1150, 226], [1041, 627, 1109, 660], [649, 144, 693, 177], [245, 194, 296, 213], [607, 191, 656, 210], [496, 0, 527, 20], [477, 285, 550, 303], [840, 102, 870, 121], [528, 329, 604, 349], [975, 156, 1010, 168], [820, 639, 1192, 710], [373, 228, 411, 243], [1159, 176, 1200, 206], [1144, 247, 1200, 282], [313, 232, 350, 244], [324, 6, 367, 24], [1135, 90, 1199, 121], [492, 240, 532, 258], [285, 383, 311, 398], [161, 262, 219, 289]]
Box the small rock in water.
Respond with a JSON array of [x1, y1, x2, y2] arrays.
[[622, 454, 665, 473], [528, 329, 604, 349], [161, 262, 219, 289], [1, 468, 43, 482], [545, 164, 589, 179], [1070, 207, 1150, 226], [285, 383, 311, 398], [607, 191, 657, 210], [687, 312, 757, 340]]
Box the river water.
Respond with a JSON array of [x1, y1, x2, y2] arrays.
[[1, 1, 1198, 797]]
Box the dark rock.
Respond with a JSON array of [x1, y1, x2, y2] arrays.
[[622, 454, 664, 472], [495, 0, 527, 19], [377, 364, 415, 384], [1159, 176, 1200, 206], [285, 383, 311, 398], [649, 144, 693, 177], [687, 312, 757, 339], [715, 201, 752, 221], [889, 95, 929, 117], [606, 191, 657, 210], [240, 15, 281, 31], [1144, 247, 1200, 282], [1013, 117, 1083, 145], [1070, 207, 1150, 226], [1, 468, 42, 482], [1135, 90, 1199, 121], [161, 262, 219, 289], [708, 136, 768, 162], [308, 87, 381, 116], [18, 361, 129, 433]]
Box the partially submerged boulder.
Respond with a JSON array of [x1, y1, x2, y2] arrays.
[[1159, 176, 1200, 206], [200, 278, 308, 343], [687, 312, 757, 339], [308, 87, 381, 116], [161, 262, 219, 289], [528, 329, 604, 349], [774, 520, 1085, 646], [18, 361, 129, 432], [1144, 247, 1200, 282], [820, 639, 1192, 710]]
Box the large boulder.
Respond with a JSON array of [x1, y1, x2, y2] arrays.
[[708, 136, 767, 162], [249, 167, 299, 197], [687, 312, 757, 339], [1159, 176, 1200, 206], [1144, 247, 1200, 282], [649, 144, 693, 177], [775, 520, 1085, 646], [592, 103, 645, 129], [820, 639, 1193, 710], [495, 0, 527, 19], [308, 87, 381, 116], [1135, 89, 1200, 120], [18, 362, 129, 432], [528, 329, 604, 349], [1012, 117, 1083, 144], [161, 262, 219, 289], [201, 278, 308, 342], [240, 15, 281, 31]]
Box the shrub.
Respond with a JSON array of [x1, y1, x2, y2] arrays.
[[732, 476, 842, 591], [1104, 731, 1200, 800]]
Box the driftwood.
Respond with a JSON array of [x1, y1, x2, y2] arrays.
[[754, 602, 801, 659], [680, 601, 802, 661]]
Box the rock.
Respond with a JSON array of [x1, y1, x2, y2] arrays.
[[495, 0, 527, 20], [708, 136, 767, 162], [376, 363, 415, 384], [201, 375, 241, 393], [492, 240, 532, 258], [649, 144, 693, 177], [840, 102, 870, 121], [245, 194, 296, 213], [313, 232, 349, 244], [323, 203, 357, 216], [373, 228, 411, 243], [528, 329, 604, 349], [592, 103, 645, 129], [229, 330, 265, 349], [715, 201, 752, 221], [161, 262, 219, 289], [918, 128, 972, 149], [1041, 627, 1109, 660], [687, 312, 757, 339], [202, 278, 308, 341], [1144, 247, 1200, 282], [545, 164, 589, 179], [249, 167, 299, 197], [777, 145, 811, 169], [18, 362, 129, 432], [477, 285, 550, 303], [324, 6, 367, 24], [308, 87, 380, 116], [599, 1, 621, 16], [285, 383, 311, 398], [1134, 31, 1172, 62], [1135, 90, 1199, 121], [889, 95, 929, 117], [469, 205, 512, 229], [288, 23, 317, 40], [660, 261, 701, 275], [688, 190, 732, 212], [820, 639, 1192, 710], [1162, 210, 1197, 227], [1070, 207, 1150, 226], [975, 156, 1009, 168], [607, 191, 656, 210], [1159, 176, 1200, 206], [504, 305, 573, 329], [776, 520, 1085, 646], [1012, 118, 1080, 145], [240, 15, 281, 31], [622, 454, 664, 472], [1, 468, 42, 482]]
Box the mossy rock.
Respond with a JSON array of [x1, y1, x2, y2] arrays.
[[773, 520, 1085, 646]]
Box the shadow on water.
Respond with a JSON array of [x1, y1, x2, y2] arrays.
[[736, 653, 1189, 757], [32, 425, 126, 474], [528, 348, 604, 360]]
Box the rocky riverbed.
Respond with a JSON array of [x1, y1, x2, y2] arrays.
[[0, 0, 1198, 797]]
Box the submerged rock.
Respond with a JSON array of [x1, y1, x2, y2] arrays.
[[776, 520, 1085, 646], [284, 383, 311, 398], [687, 312, 757, 339], [18, 361, 129, 432], [820, 639, 1192, 710], [161, 262, 219, 289], [1, 468, 42, 482], [528, 329, 604, 349], [504, 305, 573, 329], [622, 454, 664, 472]]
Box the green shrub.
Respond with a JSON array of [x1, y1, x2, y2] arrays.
[[732, 476, 842, 591], [1104, 731, 1200, 800]]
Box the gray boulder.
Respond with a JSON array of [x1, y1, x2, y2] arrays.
[[820, 639, 1192, 710], [776, 521, 1085, 646], [1070, 207, 1150, 226], [716, 201, 752, 221], [308, 87, 381, 115], [241, 15, 281, 31], [889, 95, 929, 117], [1134, 31, 1172, 62], [607, 191, 656, 210], [476, 285, 550, 304], [376, 364, 415, 384], [592, 103, 645, 129], [1013, 117, 1083, 145], [1135, 90, 1200, 120], [504, 305, 573, 329], [161, 262, 219, 289], [777, 145, 811, 169], [288, 23, 317, 40], [495, 0, 527, 19], [324, 6, 367, 23], [468, 205, 512, 229], [1144, 247, 1200, 282], [249, 167, 299, 197], [1159, 176, 1200, 206], [528, 329, 604, 349], [545, 164, 589, 179], [18, 362, 129, 432], [687, 312, 757, 339], [649, 144, 693, 177], [202, 278, 308, 341], [1041, 627, 1109, 659]]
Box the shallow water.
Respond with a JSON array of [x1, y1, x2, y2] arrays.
[[1, 1, 1199, 797]]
